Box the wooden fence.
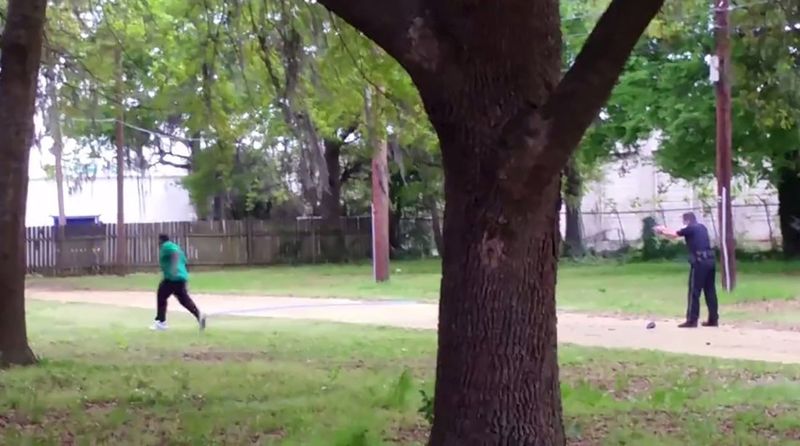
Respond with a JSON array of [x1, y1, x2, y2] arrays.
[[26, 217, 375, 277]]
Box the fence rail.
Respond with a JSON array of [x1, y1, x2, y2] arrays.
[[26, 217, 377, 277], [26, 203, 783, 277]]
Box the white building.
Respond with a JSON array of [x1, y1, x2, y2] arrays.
[[25, 140, 781, 249], [561, 138, 780, 249], [25, 175, 196, 227]]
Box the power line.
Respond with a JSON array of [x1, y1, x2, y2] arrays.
[[67, 117, 206, 143]]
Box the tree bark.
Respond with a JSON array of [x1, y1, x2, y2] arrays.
[[319, 138, 346, 262], [0, 0, 47, 368], [563, 158, 585, 258], [778, 154, 800, 258], [317, 0, 664, 443]]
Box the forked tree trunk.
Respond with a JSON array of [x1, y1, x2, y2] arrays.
[[317, 0, 664, 443], [778, 155, 800, 258], [0, 0, 48, 368]]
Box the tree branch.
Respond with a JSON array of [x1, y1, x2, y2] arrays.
[[157, 157, 191, 170], [316, 0, 430, 73], [540, 0, 664, 176], [340, 160, 365, 184]]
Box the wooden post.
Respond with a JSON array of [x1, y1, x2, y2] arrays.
[[366, 86, 390, 282], [115, 48, 127, 276], [45, 60, 67, 275], [714, 0, 736, 291]]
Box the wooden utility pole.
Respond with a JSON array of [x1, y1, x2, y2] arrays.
[[115, 48, 127, 276], [45, 57, 67, 271], [366, 87, 390, 282], [714, 0, 736, 291]]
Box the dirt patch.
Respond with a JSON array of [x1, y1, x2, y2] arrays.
[[732, 299, 800, 313], [566, 412, 681, 445], [0, 410, 74, 443], [385, 421, 428, 445], [29, 290, 800, 364], [562, 365, 654, 401], [1, 407, 289, 445], [219, 428, 287, 444], [179, 350, 271, 363], [567, 406, 800, 445], [725, 299, 800, 332], [83, 400, 120, 416], [717, 405, 800, 440]]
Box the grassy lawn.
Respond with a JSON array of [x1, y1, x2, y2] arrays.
[[2, 302, 800, 444], [28, 260, 800, 318]]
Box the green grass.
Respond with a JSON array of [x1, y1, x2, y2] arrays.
[[28, 260, 800, 318], [2, 302, 800, 444]]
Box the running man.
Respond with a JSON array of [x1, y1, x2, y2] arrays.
[[655, 212, 720, 328], [151, 234, 206, 331]]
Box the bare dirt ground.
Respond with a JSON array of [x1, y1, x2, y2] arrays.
[[28, 289, 800, 364]]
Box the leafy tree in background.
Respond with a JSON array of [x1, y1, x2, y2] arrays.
[[589, 0, 800, 256], [560, 0, 658, 257], [44, 0, 439, 243]]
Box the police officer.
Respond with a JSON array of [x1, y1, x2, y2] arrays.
[[655, 212, 720, 328]]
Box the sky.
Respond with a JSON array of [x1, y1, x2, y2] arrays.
[[29, 113, 190, 181]]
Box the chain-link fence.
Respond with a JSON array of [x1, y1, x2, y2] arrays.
[[564, 202, 781, 252]]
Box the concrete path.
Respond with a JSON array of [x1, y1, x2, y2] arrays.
[[28, 289, 800, 364]]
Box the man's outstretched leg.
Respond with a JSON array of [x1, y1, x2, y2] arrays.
[[151, 280, 171, 331], [680, 265, 701, 328], [174, 281, 206, 331], [154, 234, 203, 330], [701, 262, 719, 326]]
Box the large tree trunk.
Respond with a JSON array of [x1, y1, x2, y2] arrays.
[[317, 0, 663, 443], [778, 154, 800, 258], [319, 138, 346, 262], [563, 157, 586, 258], [421, 4, 566, 440], [0, 0, 47, 368], [434, 170, 564, 444]]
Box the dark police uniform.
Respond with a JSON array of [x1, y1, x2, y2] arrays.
[[677, 223, 719, 325]]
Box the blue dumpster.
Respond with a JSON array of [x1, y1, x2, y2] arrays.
[[52, 215, 101, 227], [52, 215, 104, 238]]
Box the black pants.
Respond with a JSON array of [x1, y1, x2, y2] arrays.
[[156, 280, 200, 323], [686, 261, 719, 323]]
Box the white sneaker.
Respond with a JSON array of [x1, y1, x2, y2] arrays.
[[198, 313, 207, 331], [150, 321, 168, 331]]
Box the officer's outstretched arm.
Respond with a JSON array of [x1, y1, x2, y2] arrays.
[[654, 225, 680, 239]]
